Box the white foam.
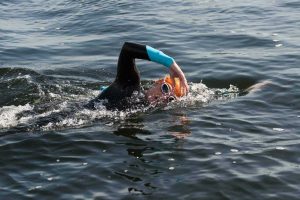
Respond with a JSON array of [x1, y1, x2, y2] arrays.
[[0, 104, 33, 128], [275, 147, 286, 150], [273, 128, 284, 132], [169, 83, 239, 108], [3, 74, 32, 83], [16, 74, 31, 80], [170, 83, 213, 107], [39, 102, 135, 130], [1, 82, 240, 131], [48, 92, 61, 98], [19, 101, 68, 126]]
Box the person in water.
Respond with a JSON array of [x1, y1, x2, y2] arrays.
[[85, 42, 189, 110]]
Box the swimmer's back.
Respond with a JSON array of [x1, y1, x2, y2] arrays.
[[85, 42, 152, 110], [85, 81, 141, 110]]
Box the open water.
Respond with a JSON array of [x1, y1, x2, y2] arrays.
[[0, 0, 299, 199]]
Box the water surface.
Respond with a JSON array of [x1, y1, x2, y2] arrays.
[[0, 0, 299, 199]]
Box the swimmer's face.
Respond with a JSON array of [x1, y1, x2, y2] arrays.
[[145, 81, 177, 105]]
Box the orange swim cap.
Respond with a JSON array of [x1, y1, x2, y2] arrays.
[[163, 75, 185, 97]]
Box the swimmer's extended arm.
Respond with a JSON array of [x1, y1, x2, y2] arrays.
[[146, 46, 174, 68], [116, 42, 174, 85], [146, 45, 189, 94], [115, 42, 188, 93], [146, 45, 189, 93]]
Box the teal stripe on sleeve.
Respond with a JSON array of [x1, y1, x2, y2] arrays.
[[146, 46, 174, 68], [100, 86, 108, 92]]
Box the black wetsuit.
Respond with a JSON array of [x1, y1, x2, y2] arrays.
[[85, 42, 151, 110]]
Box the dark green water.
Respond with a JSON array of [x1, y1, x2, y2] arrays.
[[0, 0, 299, 199]]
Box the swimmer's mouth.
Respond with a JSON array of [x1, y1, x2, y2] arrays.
[[145, 93, 176, 106]]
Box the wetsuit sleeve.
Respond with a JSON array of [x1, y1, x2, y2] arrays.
[[146, 46, 174, 68], [115, 42, 150, 86], [115, 42, 175, 86]]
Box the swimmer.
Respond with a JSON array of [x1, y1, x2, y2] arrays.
[[85, 42, 189, 110]]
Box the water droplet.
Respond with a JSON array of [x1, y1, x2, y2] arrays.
[[105, 122, 113, 126], [273, 128, 284, 132]]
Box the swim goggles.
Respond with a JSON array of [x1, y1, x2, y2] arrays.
[[161, 82, 176, 102]]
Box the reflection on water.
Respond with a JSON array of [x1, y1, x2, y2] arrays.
[[168, 115, 192, 139]]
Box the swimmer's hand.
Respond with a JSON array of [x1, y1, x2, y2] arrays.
[[169, 61, 189, 95]]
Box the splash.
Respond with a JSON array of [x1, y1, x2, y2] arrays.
[[165, 83, 240, 109], [0, 68, 240, 132], [0, 104, 34, 129], [0, 82, 240, 132]]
